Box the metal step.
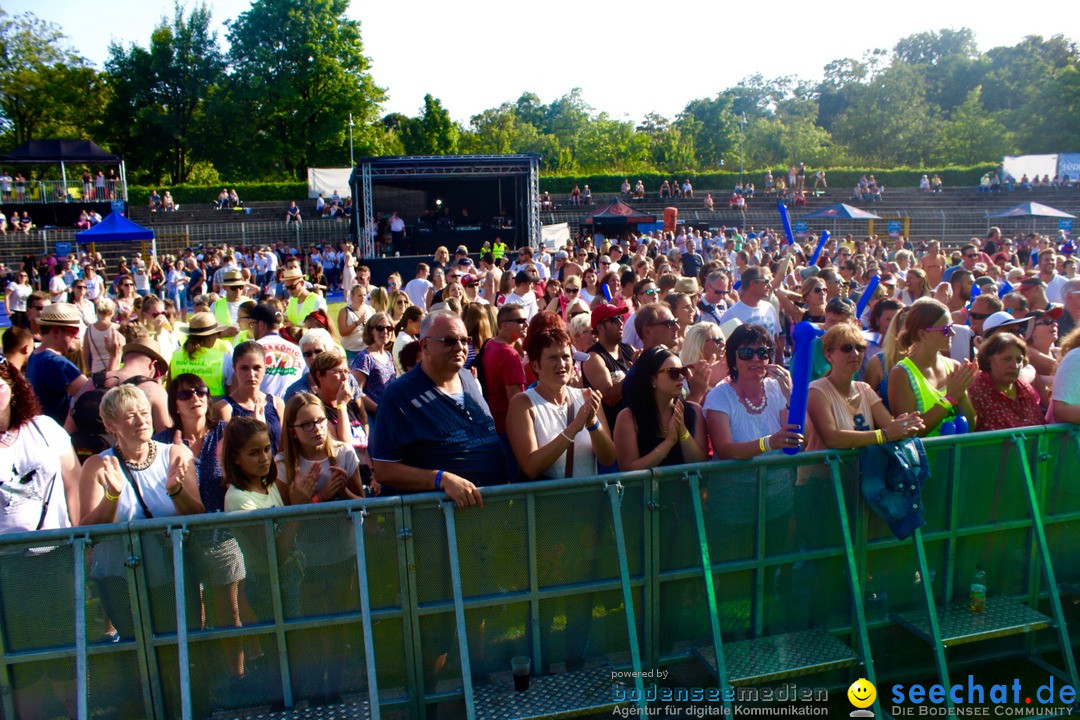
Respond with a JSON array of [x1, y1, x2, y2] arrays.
[[211, 699, 371, 720], [694, 627, 859, 686], [891, 597, 1052, 647], [472, 665, 625, 720]]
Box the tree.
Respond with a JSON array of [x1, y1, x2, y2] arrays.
[[104, 3, 224, 184], [400, 94, 458, 155], [676, 95, 738, 168], [220, 0, 386, 178], [935, 86, 1014, 164], [0, 10, 101, 149]]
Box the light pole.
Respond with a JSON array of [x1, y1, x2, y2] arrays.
[[738, 112, 747, 186], [348, 114, 355, 167]]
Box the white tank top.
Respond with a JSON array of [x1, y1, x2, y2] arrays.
[[523, 386, 596, 479]]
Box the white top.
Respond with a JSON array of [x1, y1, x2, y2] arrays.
[[6, 282, 31, 312], [340, 305, 373, 352], [621, 311, 643, 350], [523, 386, 596, 479], [225, 484, 284, 512], [48, 275, 68, 303], [1052, 348, 1080, 406], [1045, 274, 1068, 305], [718, 301, 781, 338], [100, 442, 177, 521], [404, 277, 433, 309], [133, 268, 151, 292], [0, 416, 73, 534], [392, 332, 414, 375], [703, 378, 788, 449], [503, 290, 539, 320], [275, 442, 359, 567]]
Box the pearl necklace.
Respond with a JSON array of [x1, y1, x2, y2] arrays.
[[738, 384, 767, 413]]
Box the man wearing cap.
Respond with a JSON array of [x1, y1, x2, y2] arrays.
[[502, 270, 540, 321], [227, 302, 304, 398], [212, 269, 251, 328], [1019, 274, 1056, 314], [719, 267, 783, 354], [282, 267, 327, 329], [583, 303, 634, 431], [26, 304, 88, 424]]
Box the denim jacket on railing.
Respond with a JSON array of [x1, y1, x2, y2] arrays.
[[859, 437, 930, 540]]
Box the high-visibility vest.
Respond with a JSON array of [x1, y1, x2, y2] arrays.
[[213, 298, 238, 327], [286, 293, 322, 327], [170, 344, 227, 397], [492, 242, 507, 261]]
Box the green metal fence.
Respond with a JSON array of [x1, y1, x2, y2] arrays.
[[0, 425, 1078, 719]]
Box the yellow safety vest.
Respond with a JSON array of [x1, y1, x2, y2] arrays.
[[213, 298, 238, 328], [493, 242, 507, 261], [170, 344, 227, 397], [286, 293, 322, 327]]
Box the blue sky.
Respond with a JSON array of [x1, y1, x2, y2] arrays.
[[9, 0, 1077, 125]]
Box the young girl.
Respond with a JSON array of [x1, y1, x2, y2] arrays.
[[221, 417, 301, 621]]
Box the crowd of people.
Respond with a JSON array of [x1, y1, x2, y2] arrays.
[[1, 220, 1079, 703]]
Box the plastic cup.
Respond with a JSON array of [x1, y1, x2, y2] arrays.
[[511, 656, 531, 691]]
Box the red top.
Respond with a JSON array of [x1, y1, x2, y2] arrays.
[[968, 372, 1045, 431], [479, 339, 527, 435]]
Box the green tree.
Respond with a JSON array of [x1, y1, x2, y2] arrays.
[[220, 0, 386, 178], [574, 114, 650, 171], [104, 3, 224, 184], [400, 94, 458, 155], [935, 86, 1014, 164], [893, 28, 986, 114], [677, 95, 738, 168], [0, 10, 101, 149]]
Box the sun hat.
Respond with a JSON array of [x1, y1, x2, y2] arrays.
[[179, 312, 223, 337], [280, 267, 305, 284], [121, 336, 167, 369], [38, 303, 82, 328], [222, 269, 246, 287]]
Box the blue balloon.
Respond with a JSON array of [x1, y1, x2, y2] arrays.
[[998, 281, 1013, 299], [602, 284, 612, 302], [855, 275, 881, 321], [778, 202, 795, 246], [809, 230, 831, 266], [954, 415, 969, 435], [784, 321, 824, 455], [940, 421, 956, 436]]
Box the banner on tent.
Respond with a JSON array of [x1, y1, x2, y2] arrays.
[[541, 222, 570, 245], [794, 220, 808, 239], [54, 241, 72, 256], [307, 168, 353, 199], [1003, 154, 1058, 181], [1058, 154, 1080, 179], [1061, 219, 1074, 233]]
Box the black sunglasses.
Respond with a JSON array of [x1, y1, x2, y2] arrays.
[[177, 387, 210, 401], [736, 347, 773, 361], [656, 367, 689, 380], [302, 349, 325, 358], [649, 319, 678, 329], [837, 343, 867, 354]]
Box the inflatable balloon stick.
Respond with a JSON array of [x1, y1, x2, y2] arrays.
[[784, 321, 825, 456], [854, 275, 881, 321], [953, 415, 969, 435], [809, 230, 831, 266], [601, 283, 612, 302], [940, 421, 956, 436], [778, 202, 795, 246]]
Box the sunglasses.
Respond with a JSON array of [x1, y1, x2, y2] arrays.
[[176, 387, 210, 401], [566, 288, 579, 294], [1034, 318, 1056, 327], [657, 366, 689, 380], [640, 288, 659, 297], [504, 317, 527, 325], [736, 346, 773, 361], [926, 324, 955, 336], [428, 335, 469, 348], [649, 319, 678, 329], [837, 343, 867, 354], [963, 254, 978, 259], [969, 311, 992, 321], [302, 349, 325, 358], [73, 285, 86, 290], [371, 324, 394, 332]]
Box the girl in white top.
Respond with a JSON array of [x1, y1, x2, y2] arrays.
[[133, 263, 151, 296], [338, 284, 373, 361], [507, 329, 614, 479], [4, 271, 32, 327], [223, 417, 287, 512]]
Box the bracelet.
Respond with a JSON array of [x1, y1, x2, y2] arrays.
[[586, 418, 600, 432], [434, 469, 445, 490], [103, 486, 120, 503], [678, 429, 691, 442], [758, 436, 770, 454], [166, 481, 183, 498], [875, 429, 885, 445], [560, 430, 575, 443], [944, 394, 959, 407]]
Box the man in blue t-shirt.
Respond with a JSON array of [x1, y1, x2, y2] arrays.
[[26, 304, 88, 424], [371, 310, 508, 505]]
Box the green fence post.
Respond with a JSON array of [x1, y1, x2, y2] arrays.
[[1011, 434, 1080, 691], [605, 480, 646, 710], [262, 517, 295, 708], [912, 528, 954, 709], [442, 502, 477, 720], [687, 471, 734, 716], [128, 530, 165, 720], [73, 535, 88, 720], [350, 508, 382, 720], [398, 504, 426, 720], [170, 527, 193, 720]]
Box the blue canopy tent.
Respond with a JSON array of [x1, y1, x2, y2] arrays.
[[988, 202, 1076, 233], [76, 211, 156, 255]]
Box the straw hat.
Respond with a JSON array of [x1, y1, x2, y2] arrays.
[[280, 267, 305, 284], [675, 277, 700, 295], [38, 303, 82, 328], [222, 269, 246, 288], [179, 312, 222, 337], [121, 336, 167, 369]]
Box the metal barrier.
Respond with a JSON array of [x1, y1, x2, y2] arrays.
[[0, 425, 1077, 719], [0, 181, 127, 205]]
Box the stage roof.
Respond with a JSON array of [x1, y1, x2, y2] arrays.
[[0, 140, 122, 164]]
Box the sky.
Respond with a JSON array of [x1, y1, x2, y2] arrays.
[[8, 0, 1078, 125]]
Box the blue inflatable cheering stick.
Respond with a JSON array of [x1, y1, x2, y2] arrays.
[[784, 321, 825, 455], [854, 275, 881, 322], [778, 202, 795, 246], [809, 230, 831, 266]]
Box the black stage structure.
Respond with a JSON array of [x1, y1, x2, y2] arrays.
[[349, 154, 541, 258]]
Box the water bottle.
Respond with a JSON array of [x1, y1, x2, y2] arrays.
[[970, 568, 987, 613]]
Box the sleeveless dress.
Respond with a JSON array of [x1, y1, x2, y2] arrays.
[[223, 395, 282, 454]]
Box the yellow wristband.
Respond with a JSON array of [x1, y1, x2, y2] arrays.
[[875, 429, 884, 445], [678, 429, 691, 442], [103, 487, 120, 503], [759, 436, 769, 453]]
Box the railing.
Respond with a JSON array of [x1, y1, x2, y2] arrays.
[[0, 425, 1078, 719], [1, 180, 127, 204]]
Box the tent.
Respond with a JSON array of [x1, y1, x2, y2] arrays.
[[582, 198, 656, 226], [0, 139, 127, 203], [987, 202, 1077, 219], [801, 203, 882, 220], [76, 212, 156, 255]]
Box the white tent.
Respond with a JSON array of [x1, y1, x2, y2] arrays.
[[1003, 154, 1058, 181], [307, 168, 353, 199]]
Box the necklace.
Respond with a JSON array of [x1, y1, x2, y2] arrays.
[[738, 383, 767, 412], [116, 441, 157, 471]]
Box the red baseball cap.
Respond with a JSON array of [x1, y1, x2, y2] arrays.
[[591, 303, 629, 330]]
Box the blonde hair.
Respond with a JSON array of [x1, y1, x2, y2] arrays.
[[898, 298, 950, 354], [680, 322, 721, 366], [99, 384, 150, 425], [368, 287, 390, 314], [95, 297, 116, 318], [278, 393, 338, 486], [882, 306, 912, 371]]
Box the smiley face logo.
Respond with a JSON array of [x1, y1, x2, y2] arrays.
[[848, 678, 877, 709]]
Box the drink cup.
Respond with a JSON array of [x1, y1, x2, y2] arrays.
[[511, 656, 531, 691]]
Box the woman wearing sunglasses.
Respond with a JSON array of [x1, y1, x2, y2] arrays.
[[1024, 308, 1061, 406], [351, 311, 397, 416], [153, 373, 248, 684], [805, 324, 923, 451], [889, 298, 977, 436], [113, 273, 137, 323], [614, 346, 707, 470]]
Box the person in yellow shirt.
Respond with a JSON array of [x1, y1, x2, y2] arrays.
[[282, 267, 327, 329], [170, 312, 230, 397]]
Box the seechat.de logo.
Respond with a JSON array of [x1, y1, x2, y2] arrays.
[[849, 678, 877, 717]]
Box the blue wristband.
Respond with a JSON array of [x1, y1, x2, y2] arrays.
[[586, 419, 600, 432], [435, 470, 444, 490]]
